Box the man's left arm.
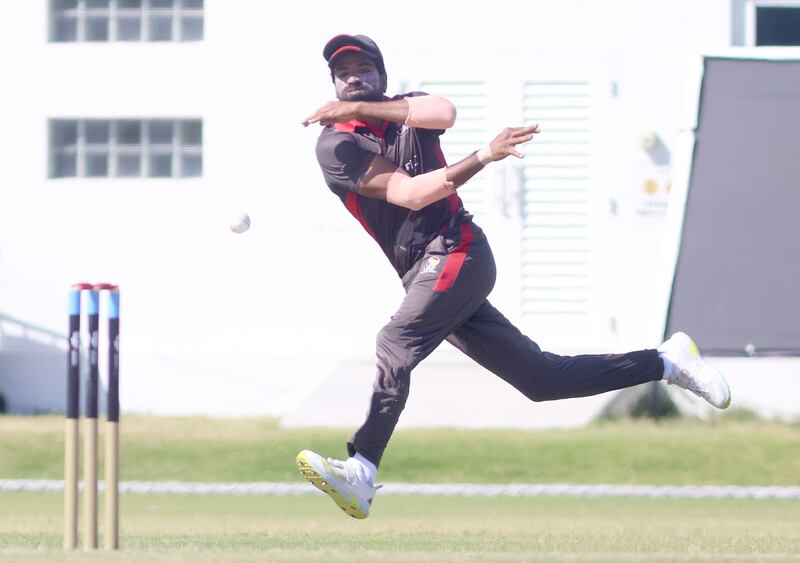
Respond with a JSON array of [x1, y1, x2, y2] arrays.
[[302, 96, 456, 130]]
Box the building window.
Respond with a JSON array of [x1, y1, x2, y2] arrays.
[[49, 119, 203, 179], [756, 6, 800, 45], [738, 0, 800, 46], [50, 0, 204, 43]]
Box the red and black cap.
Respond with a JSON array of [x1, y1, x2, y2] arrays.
[[323, 34, 385, 74]]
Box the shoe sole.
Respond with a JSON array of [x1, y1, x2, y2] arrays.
[[295, 451, 368, 519], [703, 363, 732, 409], [675, 332, 732, 409]]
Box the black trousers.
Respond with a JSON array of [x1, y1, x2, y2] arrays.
[[347, 226, 663, 466]]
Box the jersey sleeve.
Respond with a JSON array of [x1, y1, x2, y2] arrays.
[[393, 91, 446, 137], [316, 131, 377, 195]]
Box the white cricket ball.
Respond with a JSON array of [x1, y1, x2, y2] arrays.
[[228, 212, 251, 234]]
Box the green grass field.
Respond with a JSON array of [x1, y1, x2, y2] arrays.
[[2, 414, 799, 485], [1, 414, 799, 561], [2, 492, 799, 562]]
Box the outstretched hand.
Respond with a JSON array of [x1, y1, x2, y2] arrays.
[[303, 101, 360, 127], [487, 124, 540, 161]]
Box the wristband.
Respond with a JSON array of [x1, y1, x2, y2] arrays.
[[476, 145, 493, 166]]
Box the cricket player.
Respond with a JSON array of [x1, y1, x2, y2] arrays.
[[296, 34, 731, 519]]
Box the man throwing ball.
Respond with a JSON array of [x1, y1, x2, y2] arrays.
[[296, 34, 730, 519]]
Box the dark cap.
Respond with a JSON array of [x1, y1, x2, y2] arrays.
[[323, 34, 385, 74]]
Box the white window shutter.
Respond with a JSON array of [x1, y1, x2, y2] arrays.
[[404, 71, 612, 351], [518, 78, 611, 350]]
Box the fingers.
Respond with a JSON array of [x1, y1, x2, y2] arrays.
[[302, 102, 337, 127], [302, 111, 324, 127], [510, 124, 539, 136], [506, 125, 540, 154], [498, 125, 539, 160], [504, 124, 539, 136]]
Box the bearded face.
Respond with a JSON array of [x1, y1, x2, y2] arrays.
[[331, 52, 387, 102]]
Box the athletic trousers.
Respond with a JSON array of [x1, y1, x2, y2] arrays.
[[346, 225, 664, 466]]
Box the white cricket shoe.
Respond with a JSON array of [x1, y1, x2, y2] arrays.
[[295, 450, 380, 519], [658, 332, 731, 409]]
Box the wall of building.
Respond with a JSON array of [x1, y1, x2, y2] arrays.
[[1, 0, 762, 423]]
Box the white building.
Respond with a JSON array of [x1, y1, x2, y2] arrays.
[[0, 0, 797, 425]]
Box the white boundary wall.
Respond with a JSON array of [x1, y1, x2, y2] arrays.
[[4, 1, 793, 423]]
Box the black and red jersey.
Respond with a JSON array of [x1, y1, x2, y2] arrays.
[[315, 92, 472, 278]]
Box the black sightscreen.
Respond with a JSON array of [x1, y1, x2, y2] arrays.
[[665, 58, 800, 356], [756, 7, 800, 46]]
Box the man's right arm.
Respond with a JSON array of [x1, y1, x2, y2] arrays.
[[358, 125, 540, 211], [305, 95, 456, 130]]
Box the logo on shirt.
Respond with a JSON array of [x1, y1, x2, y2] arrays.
[[421, 256, 441, 274], [404, 155, 420, 174]]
